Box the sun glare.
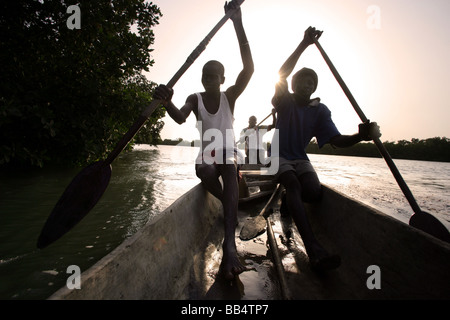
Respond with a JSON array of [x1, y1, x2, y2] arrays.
[[160, 0, 405, 142], [157, 0, 450, 142]]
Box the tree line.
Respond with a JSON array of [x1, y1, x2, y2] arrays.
[[1, 0, 164, 168], [306, 137, 450, 162], [158, 137, 450, 162]]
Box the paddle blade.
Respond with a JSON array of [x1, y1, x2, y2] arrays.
[[37, 161, 112, 249], [240, 215, 267, 240], [409, 211, 450, 243]]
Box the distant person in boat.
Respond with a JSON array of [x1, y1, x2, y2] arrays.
[[271, 26, 381, 271], [154, 0, 254, 281], [239, 111, 276, 164]]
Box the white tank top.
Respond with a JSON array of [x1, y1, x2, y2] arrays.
[[195, 92, 236, 164]]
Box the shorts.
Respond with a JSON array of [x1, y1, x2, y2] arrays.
[[195, 148, 242, 181], [196, 148, 244, 165], [274, 157, 317, 182]]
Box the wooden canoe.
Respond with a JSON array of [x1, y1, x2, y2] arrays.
[[48, 177, 450, 300]]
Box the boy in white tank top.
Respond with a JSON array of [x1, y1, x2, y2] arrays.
[[154, 0, 254, 281]]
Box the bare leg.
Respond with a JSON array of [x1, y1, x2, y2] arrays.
[[298, 171, 322, 203], [196, 163, 247, 279], [218, 163, 247, 280], [278, 171, 340, 271], [279, 171, 320, 252], [196, 163, 223, 201]]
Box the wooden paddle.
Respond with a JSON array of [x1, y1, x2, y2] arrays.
[[239, 184, 281, 240], [37, 0, 246, 249], [313, 34, 450, 243], [255, 112, 273, 127], [237, 110, 273, 144]]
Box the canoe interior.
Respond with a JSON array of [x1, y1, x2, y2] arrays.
[[291, 185, 450, 299], [49, 183, 282, 300], [49, 182, 450, 300]]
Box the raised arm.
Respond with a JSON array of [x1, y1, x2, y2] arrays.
[[278, 27, 321, 80], [224, 1, 254, 105], [273, 27, 321, 106]]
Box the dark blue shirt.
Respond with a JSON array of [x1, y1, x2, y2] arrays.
[[272, 94, 340, 160]]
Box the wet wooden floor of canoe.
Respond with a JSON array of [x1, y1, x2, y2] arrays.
[[186, 195, 283, 300], [187, 191, 371, 300], [185, 189, 352, 300]]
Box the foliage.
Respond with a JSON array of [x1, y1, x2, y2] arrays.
[[157, 138, 185, 146], [382, 137, 450, 162], [0, 0, 164, 167], [306, 137, 450, 162]]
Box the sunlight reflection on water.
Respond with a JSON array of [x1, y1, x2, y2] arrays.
[[309, 154, 450, 226], [141, 145, 450, 227]]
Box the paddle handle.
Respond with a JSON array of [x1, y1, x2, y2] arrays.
[[105, 112, 156, 165], [257, 112, 273, 127], [313, 37, 422, 215], [165, 0, 245, 89], [104, 0, 245, 165], [261, 184, 281, 218]]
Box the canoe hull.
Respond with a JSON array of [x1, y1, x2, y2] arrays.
[[281, 185, 450, 299], [49, 184, 224, 300], [49, 183, 450, 300]]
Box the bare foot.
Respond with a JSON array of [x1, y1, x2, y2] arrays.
[[221, 248, 248, 280]]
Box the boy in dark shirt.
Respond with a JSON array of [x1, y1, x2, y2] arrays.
[[272, 26, 381, 271]]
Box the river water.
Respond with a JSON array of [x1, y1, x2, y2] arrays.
[[0, 145, 449, 299]]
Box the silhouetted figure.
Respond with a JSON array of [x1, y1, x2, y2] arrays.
[[154, 0, 254, 280], [239, 111, 275, 164], [272, 26, 381, 271]]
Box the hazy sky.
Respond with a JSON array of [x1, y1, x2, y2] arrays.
[[145, 0, 450, 143]]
